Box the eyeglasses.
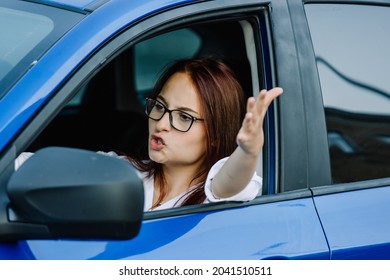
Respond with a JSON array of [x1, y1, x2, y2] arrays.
[[145, 98, 204, 132]]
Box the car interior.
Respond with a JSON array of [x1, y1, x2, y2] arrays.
[[326, 108, 390, 183], [27, 18, 265, 180]]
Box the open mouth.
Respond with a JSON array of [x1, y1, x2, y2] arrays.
[[150, 135, 165, 150]]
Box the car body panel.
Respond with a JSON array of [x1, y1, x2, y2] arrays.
[[3, 197, 329, 259], [313, 185, 390, 259]]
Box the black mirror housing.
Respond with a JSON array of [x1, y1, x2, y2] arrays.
[[3, 147, 144, 241]]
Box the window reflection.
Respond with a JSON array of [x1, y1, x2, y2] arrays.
[[305, 4, 390, 183]]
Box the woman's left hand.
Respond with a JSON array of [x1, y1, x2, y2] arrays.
[[236, 87, 283, 157]]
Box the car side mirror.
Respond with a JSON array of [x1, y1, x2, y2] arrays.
[[1, 147, 144, 242]]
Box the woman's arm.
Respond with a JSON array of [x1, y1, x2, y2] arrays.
[[211, 87, 283, 198]]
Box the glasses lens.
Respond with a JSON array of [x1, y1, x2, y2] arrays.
[[145, 98, 195, 132], [146, 99, 164, 120], [171, 110, 193, 132], [145, 98, 153, 114]]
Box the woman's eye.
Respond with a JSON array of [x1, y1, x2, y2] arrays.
[[155, 103, 165, 111], [179, 113, 192, 122]]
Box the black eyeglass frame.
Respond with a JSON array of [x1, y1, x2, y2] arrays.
[[145, 98, 204, 132]]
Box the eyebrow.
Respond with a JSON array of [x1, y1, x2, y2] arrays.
[[157, 95, 200, 115]]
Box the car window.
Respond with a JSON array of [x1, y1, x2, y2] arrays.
[[65, 29, 201, 108], [0, 8, 53, 81], [0, 1, 85, 99], [305, 4, 390, 183], [134, 28, 202, 99], [28, 18, 260, 174]]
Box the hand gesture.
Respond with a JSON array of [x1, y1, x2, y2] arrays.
[[236, 87, 283, 157]]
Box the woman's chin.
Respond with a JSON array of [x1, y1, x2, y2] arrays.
[[148, 151, 166, 164]]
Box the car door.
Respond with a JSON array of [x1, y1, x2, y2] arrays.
[[0, 0, 330, 259], [304, 0, 390, 259]]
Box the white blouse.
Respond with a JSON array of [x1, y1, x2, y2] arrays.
[[139, 157, 262, 211], [15, 152, 262, 211]]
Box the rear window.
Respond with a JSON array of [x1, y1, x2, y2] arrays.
[[0, 1, 85, 99], [305, 3, 390, 183]]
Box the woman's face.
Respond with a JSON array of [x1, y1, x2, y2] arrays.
[[148, 72, 207, 167]]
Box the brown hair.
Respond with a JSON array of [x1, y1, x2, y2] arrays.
[[132, 58, 245, 207]]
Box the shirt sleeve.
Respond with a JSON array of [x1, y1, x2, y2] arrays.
[[204, 157, 262, 202], [15, 152, 34, 171]]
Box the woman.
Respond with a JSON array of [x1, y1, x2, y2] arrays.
[[130, 58, 282, 210], [15, 58, 282, 211]]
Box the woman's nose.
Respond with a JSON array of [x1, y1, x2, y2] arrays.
[[155, 111, 171, 131]]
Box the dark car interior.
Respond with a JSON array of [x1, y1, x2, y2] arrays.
[[326, 108, 390, 183], [27, 19, 258, 162]]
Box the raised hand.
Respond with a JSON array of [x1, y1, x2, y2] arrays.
[[236, 87, 283, 157]]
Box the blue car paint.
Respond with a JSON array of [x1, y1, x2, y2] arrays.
[[4, 198, 329, 259], [313, 186, 390, 259]]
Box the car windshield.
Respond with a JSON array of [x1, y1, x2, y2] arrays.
[[0, 1, 85, 99]]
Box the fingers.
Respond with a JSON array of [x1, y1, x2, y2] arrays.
[[242, 97, 256, 128], [246, 96, 256, 114], [237, 87, 283, 156], [256, 87, 283, 115], [242, 111, 254, 131], [258, 87, 283, 105], [242, 87, 283, 133]]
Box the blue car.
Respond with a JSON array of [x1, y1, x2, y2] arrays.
[[1, 0, 390, 260]]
